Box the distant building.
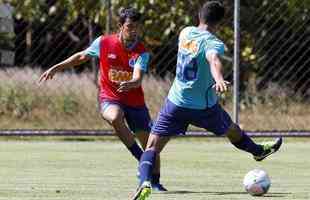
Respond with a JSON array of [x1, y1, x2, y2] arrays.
[[0, 2, 15, 66]]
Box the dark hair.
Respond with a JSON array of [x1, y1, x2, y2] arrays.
[[199, 1, 225, 26], [119, 7, 142, 25]]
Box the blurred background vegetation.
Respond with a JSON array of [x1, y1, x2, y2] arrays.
[[0, 0, 310, 130]]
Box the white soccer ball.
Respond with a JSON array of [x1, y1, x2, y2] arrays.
[[243, 169, 271, 196]]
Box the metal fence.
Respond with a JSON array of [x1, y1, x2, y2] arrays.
[[0, 0, 309, 131], [238, 1, 310, 131]]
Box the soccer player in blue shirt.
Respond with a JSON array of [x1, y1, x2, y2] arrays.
[[131, 1, 282, 199]]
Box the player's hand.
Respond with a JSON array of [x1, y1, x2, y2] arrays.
[[212, 80, 230, 93], [38, 67, 58, 84], [117, 81, 139, 92]]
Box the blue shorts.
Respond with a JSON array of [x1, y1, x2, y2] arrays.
[[152, 99, 232, 136], [100, 101, 152, 134]]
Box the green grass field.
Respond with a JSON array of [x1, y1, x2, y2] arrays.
[[0, 137, 309, 200]]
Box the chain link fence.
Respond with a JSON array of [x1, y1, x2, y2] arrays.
[[0, 0, 309, 131], [238, 0, 310, 130]]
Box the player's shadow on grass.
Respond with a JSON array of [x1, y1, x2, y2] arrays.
[[162, 190, 291, 197], [163, 191, 247, 195], [262, 193, 292, 198]]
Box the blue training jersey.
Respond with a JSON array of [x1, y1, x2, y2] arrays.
[[168, 26, 225, 109], [85, 36, 150, 72]]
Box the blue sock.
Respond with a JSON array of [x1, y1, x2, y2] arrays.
[[139, 150, 156, 185], [152, 174, 160, 184], [128, 142, 143, 161], [231, 130, 263, 156]]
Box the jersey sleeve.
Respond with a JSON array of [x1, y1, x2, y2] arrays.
[[134, 52, 150, 72], [85, 36, 101, 58], [205, 39, 225, 56]]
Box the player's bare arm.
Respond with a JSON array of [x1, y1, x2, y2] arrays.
[[38, 51, 91, 83], [207, 52, 230, 93], [117, 67, 144, 92]]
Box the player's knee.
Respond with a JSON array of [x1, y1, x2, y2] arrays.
[[145, 141, 155, 150], [102, 110, 125, 128], [110, 114, 125, 127], [145, 134, 161, 152]]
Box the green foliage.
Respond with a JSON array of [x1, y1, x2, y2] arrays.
[[0, 32, 14, 49], [287, 0, 310, 13], [109, 0, 199, 41], [3, 0, 309, 48], [6, 0, 45, 21], [56, 94, 80, 116], [0, 84, 80, 120], [1, 0, 309, 114], [0, 69, 309, 130], [0, 85, 35, 118], [5, 0, 105, 26], [4, 0, 202, 42]]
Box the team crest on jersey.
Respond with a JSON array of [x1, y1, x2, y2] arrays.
[[128, 53, 139, 68], [180, 39, 198, 54], [128, 58, 136, 68], [108, 53, 117, 59]]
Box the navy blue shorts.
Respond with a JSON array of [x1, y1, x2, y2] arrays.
[[152, 99, 232, 136], [100, 101, 152, 134]]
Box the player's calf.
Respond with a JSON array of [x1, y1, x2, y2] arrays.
[[227, 123, 264, 156]]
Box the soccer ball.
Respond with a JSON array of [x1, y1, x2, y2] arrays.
[[243, 169, 271, 196]]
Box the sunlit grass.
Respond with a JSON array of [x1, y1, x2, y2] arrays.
[[0, 138, 309, 200]]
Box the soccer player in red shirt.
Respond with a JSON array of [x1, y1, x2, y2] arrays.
[[38, 7, 166, 191]]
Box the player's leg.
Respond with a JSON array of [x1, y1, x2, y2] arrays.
[[132, 134, 170, 200], [139, 134, 170, 184], [195, 103, 282, 161], [100, 102, 143, 161], [131, 99, 189, 200], [226, 123, 264, 155], [124, 105, 166, 191], [226, 123, 282, 161], [212, 105, 282, 161], [135, 131, 166, 191]]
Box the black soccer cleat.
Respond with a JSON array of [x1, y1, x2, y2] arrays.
[[254, 137, 283, 161]]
